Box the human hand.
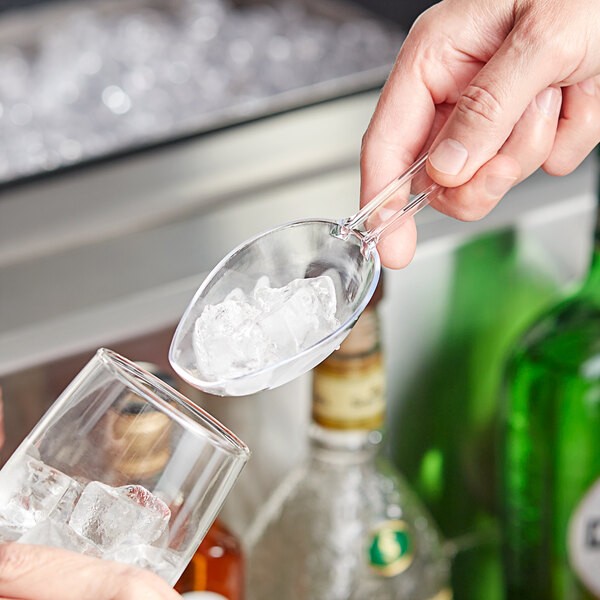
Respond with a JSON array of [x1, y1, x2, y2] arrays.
[[361, 0, 600, 268], [0, 542, 182, 600], [0, 394, 181, 599]]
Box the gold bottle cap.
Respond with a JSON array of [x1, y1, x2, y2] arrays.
[[108, 363, 175, 481], [111, 395, 171, 479], [329, 273, 384, 357], [335, 308, 380, 357]]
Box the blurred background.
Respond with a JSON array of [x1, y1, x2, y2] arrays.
[[0, 0, 597, 598]]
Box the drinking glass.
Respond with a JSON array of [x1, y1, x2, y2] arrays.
[[0, 348, 250, 585]]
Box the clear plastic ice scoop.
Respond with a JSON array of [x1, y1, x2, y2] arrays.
[[169, 155, 441, 396]]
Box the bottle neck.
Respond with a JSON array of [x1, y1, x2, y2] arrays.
[[308, 423, 382, 464], [309, 305, 386, 457]]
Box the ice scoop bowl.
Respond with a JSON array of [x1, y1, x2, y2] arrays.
[[170, 155, 441, 396]]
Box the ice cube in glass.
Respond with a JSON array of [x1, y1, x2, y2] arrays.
[[69, 481, 171, 552]]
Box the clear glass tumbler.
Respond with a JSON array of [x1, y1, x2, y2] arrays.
[[0, 349, 250, 585]]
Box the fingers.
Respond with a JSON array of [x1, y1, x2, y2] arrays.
[[364, 95, 454, 267], [432, 85, 562, 220], [359, 51, 432, 269], [372, 218, 418, 269], [500, 87, 562, 182], [544, 77, 600, 176], [360, 5, 463, 268], [426, 19, 561, 187], [430, 154, 520, 221], [360, 49, 434, 208], [0, 543, 181, 600], [360, 0, 600, 269], [360, 2, 469, 209]]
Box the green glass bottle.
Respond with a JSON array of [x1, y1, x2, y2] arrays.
[[500, 202, 600, 598], [391, 229, 558, 599]]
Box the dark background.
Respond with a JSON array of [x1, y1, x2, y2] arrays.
[[0, 0, 440, 28], [354, 0, 438, 27]]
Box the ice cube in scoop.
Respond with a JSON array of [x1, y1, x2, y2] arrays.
[[193, 298, 272, 381], [257, 275, 339, 353]]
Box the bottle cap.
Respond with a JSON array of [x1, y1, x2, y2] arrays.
[[336, 272, 384, 356], [109, 363, 174, 480]]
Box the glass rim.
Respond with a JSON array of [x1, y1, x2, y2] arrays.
[[96, 348, 250, 460]]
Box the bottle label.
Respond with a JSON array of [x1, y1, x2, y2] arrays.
[[312, 357, 385, 430], [568, 478, 600, 595], [366, 520, 414, 577]]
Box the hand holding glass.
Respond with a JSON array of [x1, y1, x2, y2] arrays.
[[0, 349, 249, 585]]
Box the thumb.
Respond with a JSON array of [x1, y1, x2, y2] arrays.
[[426, 25, 560, 186], [0, 543, 181, 600]]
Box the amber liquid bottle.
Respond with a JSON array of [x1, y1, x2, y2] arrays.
[[175, 518, 245, 600]]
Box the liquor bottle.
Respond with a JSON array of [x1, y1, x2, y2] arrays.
[[391, 229, 557, 599], [113, 363, 244, 600], [500, 196, 600, 597], [175, 518, 245, 600], [246, 278, 450, 600]]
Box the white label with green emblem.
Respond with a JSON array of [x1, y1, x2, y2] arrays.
[[366, 520, 414, 577], [568, 478, 600, 595]]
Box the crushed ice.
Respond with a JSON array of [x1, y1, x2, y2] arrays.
[[193, 275, 340, 381]]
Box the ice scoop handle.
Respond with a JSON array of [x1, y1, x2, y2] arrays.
[[343, 154, 442, 247]]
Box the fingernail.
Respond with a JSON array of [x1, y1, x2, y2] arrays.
[[429, 139, 468, 175], [486, 175, 517, 198], [579, 78, 596, 96], [535, 87, 561, 116]]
